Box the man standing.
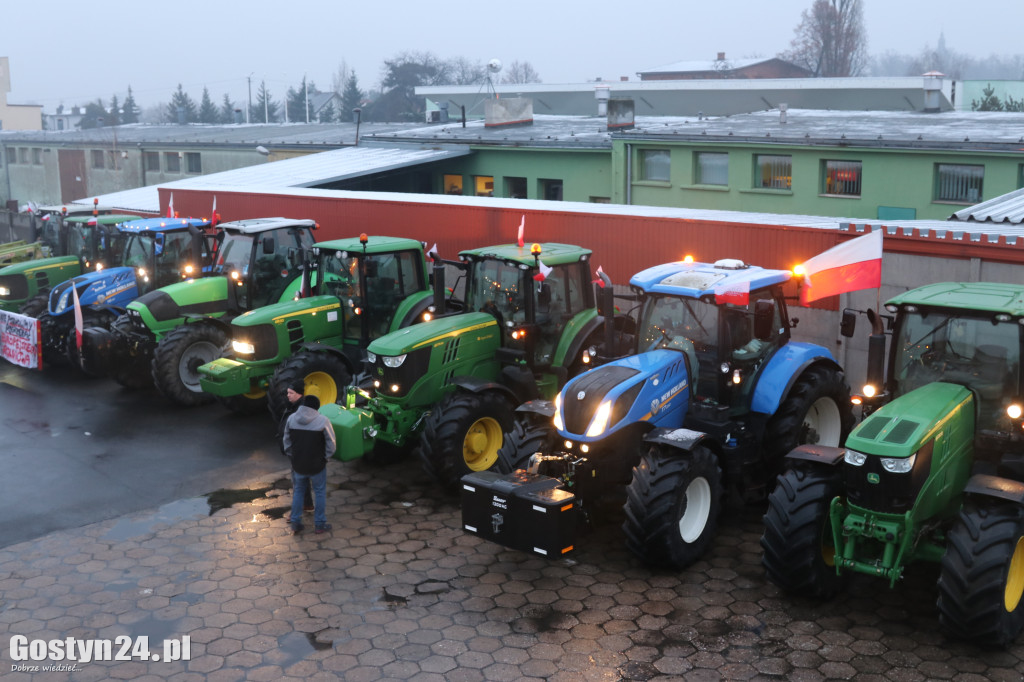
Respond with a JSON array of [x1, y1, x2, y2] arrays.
[[279, 381, 314, 512], [283, 394, 336, 535]]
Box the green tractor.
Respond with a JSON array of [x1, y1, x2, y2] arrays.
[[81, 218, 318, 405], [197, 235, 438, 416], [0, 210, 137, 314], [762, 282, 1024, 647], [323, 242, 610, 490]]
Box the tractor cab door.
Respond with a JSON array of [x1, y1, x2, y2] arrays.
[[212, 232, 256, 308], [718, 287, 787, 410], [250, 232, 304, 309], [359, 250, 424, 341], [147, 230, 197, 293], [532, 263, 588, 368]]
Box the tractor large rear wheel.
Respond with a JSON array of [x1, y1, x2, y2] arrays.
[[938, 501, 1024, 648], [623, 443, 722, 569], [761, 465, 846, 599], [418, 390, 515, 491], [151, 324, 228, 406], [109, 315, 153, 389], [267, 351, 352, 422], [496, 416, 554, 474]]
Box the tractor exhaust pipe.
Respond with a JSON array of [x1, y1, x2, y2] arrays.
[[597, 270, 615, 358], [866, 308, 886, 389], [432, 258, 446, 315]]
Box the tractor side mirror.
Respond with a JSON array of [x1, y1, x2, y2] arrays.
[[754, 300, 774, 341], [262, 236, 276, 254], [154, 232, 165, 257], [840, 309, 857, 338]]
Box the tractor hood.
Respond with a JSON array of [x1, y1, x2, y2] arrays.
[[48, 266, 138, 316], [229, 294, 339, 327], [0, 255, 80, 278], [367, 312, 499, 357], [555, 349, 691, 442], [846, 382, 974, 459], [128, 277, 230, 325]]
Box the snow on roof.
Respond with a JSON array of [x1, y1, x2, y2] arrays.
[[638, 57, 772, 74]]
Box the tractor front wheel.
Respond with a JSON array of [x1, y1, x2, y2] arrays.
[[17, 292, 49, 318], [267, 351, 352, 422], [938, 501, 1024, 648], [110, 315, 153, 389], [622, 443, 722, 569], [418, 390, 515, 491], [761, 465, 846, 599], [496, 416, 554, 474], [151, 324, 228, 406]]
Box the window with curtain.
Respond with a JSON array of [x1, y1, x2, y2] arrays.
[[822, 160, 862, 196], [695, 152, 729, 186], [935, 164, 984, 203], [639, 149, 671, 182], [755, 155, 791, 190]]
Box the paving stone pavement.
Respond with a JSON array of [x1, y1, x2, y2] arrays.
[[1, 457, 1023, 682]]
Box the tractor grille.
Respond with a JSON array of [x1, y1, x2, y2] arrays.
[[845, 439, 934, 512], [33, 270, 50, 289], [236, 323, 278, 361], [372, 346, 432, 398], [286, 319, 304, 353], [563, 365, 640, 435], [0, 274, 28, 301]]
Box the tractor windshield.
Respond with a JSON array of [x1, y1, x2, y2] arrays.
[[894, 310, 1020, 428], [123, 231, 197, 292], [67, 223, 124, 268], [466, 259, 525, 326], [640, 296, 720, 354]]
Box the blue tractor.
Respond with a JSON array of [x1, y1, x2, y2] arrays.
[[462, 258, 854, 569], [37, 217, 211, 368]]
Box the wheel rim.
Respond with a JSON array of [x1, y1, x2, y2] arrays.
[[1005, 537, 1024, 612], [802, 397, 842, 446], [302, 371, 338, 406], [463, 417, 503, 471], [179, 341, 223, 391], [677, 476, 712, 543]]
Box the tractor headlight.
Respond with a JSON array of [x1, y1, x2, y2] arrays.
[[366, 351, 377, 364], [232, 339, 255, 355], [1008, 403, 1023, 420], [881, 454, 916, 474], [553, 392, 564, 431], [0, 286, 9, 297], [862, 384, 877, 398], [586, 400, 613, 437], [55, 291, 70, 313], [382, 354, 407, 368], [844, 449, 867, 466]]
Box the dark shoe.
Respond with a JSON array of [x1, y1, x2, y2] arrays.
[[314, 524, 332, 534], [304, 504, 314, 512], [291, 523, 304, 535]]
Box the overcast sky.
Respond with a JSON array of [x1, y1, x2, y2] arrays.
[[3, 0, 1018, 112]]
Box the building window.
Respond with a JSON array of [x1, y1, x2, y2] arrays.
[[505, 177, 527, 199], [443, 174, 463, 195], [695, 152, 728, 186], [91, 149, 105, 169], [540, 179, 563, 201], [639, 149, 670, 182], [57, 118, 65, 130], [822, 160, 862, 196], [145, 152, 160, 172], [19, 148, 29, 164], [1018, 164, 1024, 189], [590, 196, 611, 203], [32, 148, 42, 165], [935, 164, 983, 204], [755, 154, 792, 190], [474, 176, 494, 196], [165, 152, 180, 173], [0, 149, 4, 166], [185, 152, 202, 174]]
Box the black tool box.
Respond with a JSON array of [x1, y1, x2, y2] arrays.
[[461, 470, 577, 557]]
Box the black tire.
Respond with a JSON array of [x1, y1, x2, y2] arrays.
[[417, 390, 515, 490], [763, 364, 853, 476], [37, 312, 68, 366], [761, 465, 846, 599], [64, 310, 114, 376], [109, 315, 153, 389], [622, 443, 723, 569], [151, 324, 229, 407], [937, 501, 1024, 648], [216, 393, 268, 414], [495, 416, 554, 474], [267, 351, 352, 422], [17, 292, 49, 318]]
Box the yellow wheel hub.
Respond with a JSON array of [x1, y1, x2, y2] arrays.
[[303, 371, 338, 406], [463, 417, 503, 471], [1005, 537, 1024, 612]]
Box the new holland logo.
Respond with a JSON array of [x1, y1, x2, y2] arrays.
[[651, 398, 661, 415], [577, 391, 586, 401]]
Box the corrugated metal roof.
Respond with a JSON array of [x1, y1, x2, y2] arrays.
[[951, 187, 1024, 224]]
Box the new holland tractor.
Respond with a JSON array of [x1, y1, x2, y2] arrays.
[[0, 210, 137, 314], [80, 218, 318, 405], [197, 235, 438, 416], [34, 217, 211, 368], [762, 282, 1024, 647], [461, 258, 853, 568], [322, 242, 614, 491]]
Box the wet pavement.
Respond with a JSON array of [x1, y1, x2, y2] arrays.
[[2, 448, 1023, 681]]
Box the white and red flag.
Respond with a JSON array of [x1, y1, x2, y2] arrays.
[[167, 193, 175, 219], [714, 279, 750, 306], [592, 265, 606, 288], [427, 243, 439, 261], [517, 215, 525, 248], [533, 258, 552, 282], [211, 195, 218, 226], [72, 285, 84, 350], [799, 229, 883, 305]]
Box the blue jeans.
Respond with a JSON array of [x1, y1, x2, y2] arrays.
[[290, 468, 327, 529]]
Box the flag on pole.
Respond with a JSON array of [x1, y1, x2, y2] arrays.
[[799, 229, 883, 305], [167, 193, 175, 219], [72, 284, 84, 351], [517, 215, 525, 248], [211, 195, 218, 226], [533, 258, 552, 282], [592, 265, 606, 288], [714, 279, 751, 306], [426, 243, 439, 261]]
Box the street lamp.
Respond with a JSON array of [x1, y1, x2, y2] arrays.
[[353, 108, 361, 146]]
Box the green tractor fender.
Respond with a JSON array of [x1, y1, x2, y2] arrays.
[[783, 443, 846, 468], [392, 290, 435, 331], [552, 309, 602, 369], [450, 375, 521, 407], [963, 474, 1024, 505]]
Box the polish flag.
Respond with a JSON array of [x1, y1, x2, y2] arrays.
[[533, 258, 552, 282], [167, 193, 175, 219], [799, 230, 883, 305], [211, 195, 218, 226], [714, 279, 750, 306], [592, 265, 606, 288], [517, 215, 525, 248], [72, 285, 84, 351], [427, 243, 439, 261]]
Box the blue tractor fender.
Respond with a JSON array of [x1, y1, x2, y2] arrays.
[[750, 342, 841, 417], [49, 267, 139, 317]]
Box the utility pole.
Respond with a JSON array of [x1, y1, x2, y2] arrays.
[[304, 76, 309, 123], [246, 74, 253, 124], [263, 80, 268, 123]]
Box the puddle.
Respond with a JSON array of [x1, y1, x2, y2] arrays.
[[123, 613, 186, 644], [258, 505, 290, 520], [275, 631, 333, 668], [103, 498, 209, 541]]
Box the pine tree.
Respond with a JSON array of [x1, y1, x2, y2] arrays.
[[219, 93, 236, 123], [79, 99, 107, 129], [121, 86, 139, 124], [318, 101, 335, 123], [166, 84, 198, 123], [198, 87, 219, 124], [340, 72, 363, 120], [108, 94, 121, 125], [249, 81, 278, 123], [286, 76, 314, 123]]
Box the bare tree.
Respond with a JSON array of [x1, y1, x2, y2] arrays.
[[782, 0, 867, 77], [448, 57, 486, 85], [331, 61, 351, 97], [501, 60, 542, 84]]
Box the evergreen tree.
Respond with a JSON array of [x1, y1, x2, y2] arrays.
[[79, 99, 108, 129], [121, 86, 139, 124], [166, 84, 198, 123], [108, 94, 121, 125], [286, 77, 315, 123], [318, 101, 335, 123], [198, 87, 219, 124], [249, 81, 278, 123], [219, 93, 237, 123], [972, 84, 1003, 111], [340, 72, 363, 120]]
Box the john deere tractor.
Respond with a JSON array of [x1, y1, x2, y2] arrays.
[[34, 217, 211, 368], [461, 258, 853, 568], [323, 242, 611, 490], [197, 235, 437, 417], [81, 218, 318, 405], [762, 281, 1024, 647], [0, 210, 137, 314]]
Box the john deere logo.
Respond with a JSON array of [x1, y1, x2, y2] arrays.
[[867, 473, 880, 484], [377, 368, 384, 377]]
